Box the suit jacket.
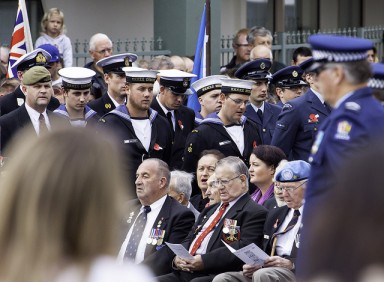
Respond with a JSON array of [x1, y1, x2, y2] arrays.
[[151, 98, 195, 170], [262, 206, 300, 267], [271, 89, 331, 161], [0, 104, 69, 154], [121, 196, 195, 276], [87, 92, 117, 116], [0, 86, 61, 116], [181, 193, 268, 275], [182, 113, 262, 173], [244, 102, 282, 145]]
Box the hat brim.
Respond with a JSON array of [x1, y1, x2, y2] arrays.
[[305, 61, 324, 73], [170, 88, 193, 96], [278, 176, 308, 183]]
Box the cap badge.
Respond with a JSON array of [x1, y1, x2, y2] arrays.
[[281, 169, 293, 181], [35, 52, 47, 63], [124, 57, 131, 67], [260, 62, 266, 70], [292, 70, 298, 78], [182, 78, 189, 87]]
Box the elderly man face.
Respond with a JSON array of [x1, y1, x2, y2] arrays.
[[279, 180, 306, 209], [205, 173, 220, 206], [215, 165, 247, 203]]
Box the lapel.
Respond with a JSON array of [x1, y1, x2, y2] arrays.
[[270, 206, 290, 237], [308, 90, 329, 116], [102, 93, 116, 113], [125, 199, 142, 231], [263, 102, 274, 126], [245, 104, 262, 125], [151, 98, 165, 118], [17, 104, 34, 131]]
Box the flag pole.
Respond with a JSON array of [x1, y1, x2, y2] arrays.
[[205, 0, 211, 76]]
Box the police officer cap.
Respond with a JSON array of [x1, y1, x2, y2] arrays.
[[368, 63, 384, 90], [123, 67, 159, 84], [220, 78, 254, 96], [191, 75, 227, 97], [275, 160, 311, 182], [13, 48, 51, 71], [96, 53, 138, 74], [159, 69, 197, 95], [298, 58, 314, 73], [59, 67, 96, 90], [270, 66, 307, 87], [308, 34, 373, 72], [37, 44, 60, 63], [22, 66, 51, 85], [234, 59, 272, 80]]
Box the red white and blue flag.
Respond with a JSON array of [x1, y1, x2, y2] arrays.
[[7, 0, 33, 78]]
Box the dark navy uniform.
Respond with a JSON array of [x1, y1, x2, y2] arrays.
[[54, 104, 100, 127], [151, 98, 195, 170], [98, 105, 173, 192], [182, 112, 262, 173], [271, 89, 331, 160], [245, 102, 281, 145], [87, 92, 117, 116]]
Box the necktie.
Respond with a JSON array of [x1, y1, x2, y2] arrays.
[[270, 209, 300, 256], [190, 202, 229, 255], [166, 112, 174, 131], [257, 109, 263, 122], [124, 205, 151, 261], [39, 114, 49, 135]]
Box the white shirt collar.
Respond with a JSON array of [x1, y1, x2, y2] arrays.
[[107, 92, 124, 108], [310, 88, 325, 104], [156, 96, 174, 117], [250, 101, 265, 113]]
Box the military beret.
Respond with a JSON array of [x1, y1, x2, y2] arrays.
[[22, 66, 51, 85], [275, 160, 311, 182]]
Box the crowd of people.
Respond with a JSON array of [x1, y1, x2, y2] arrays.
[[1, 7, 384, 281]]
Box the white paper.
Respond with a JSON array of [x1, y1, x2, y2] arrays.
[[222, 240, 269, 266], [165, 242, 194, 260]]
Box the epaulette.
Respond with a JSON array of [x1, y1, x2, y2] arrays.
[[345, 102, 361, 112], [282, 103, 293, 110]]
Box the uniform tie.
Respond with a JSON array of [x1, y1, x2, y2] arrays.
[[257, 109, 263, 122], [39, 114, 49, 135], [124, 205, 151, 261], [190, 202, 229, 256], [166, 112, 174, 131]]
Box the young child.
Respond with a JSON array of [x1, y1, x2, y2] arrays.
[[35, 8, 73, 67]]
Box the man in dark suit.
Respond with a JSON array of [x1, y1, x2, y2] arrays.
[[118, 158, 195, 276], [271, 59, 331, 161], [157, 156, 268, 282], [235, 59, 282, 145], [212, 160, 310, 282], [182, 78, 262, 174], [0, 48, 60, 116], [0, 66, 68, 154], [87, 53, 137, 116], [151, 69, 196, 169]]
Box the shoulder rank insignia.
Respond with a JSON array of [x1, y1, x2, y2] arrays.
[[335, 120, 352, 141], [345, 102, 361, 112], [187, 143, 193, 153], [105, 103, 112, 109], [282, 103, 293, 110]]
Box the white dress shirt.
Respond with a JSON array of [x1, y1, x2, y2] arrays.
[[25, 103, 51, 135]]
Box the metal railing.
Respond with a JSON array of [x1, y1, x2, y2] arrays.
[[220, 26, 384, 67], [72, 37, 171, 66]]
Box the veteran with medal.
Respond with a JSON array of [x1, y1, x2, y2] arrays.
[[157, 157, 267, 282]]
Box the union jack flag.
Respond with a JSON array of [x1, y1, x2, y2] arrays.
[[7, 0, 33, 78]]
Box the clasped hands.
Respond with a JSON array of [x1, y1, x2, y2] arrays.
[[242, 256, 294, 278], [174, 255, 204, 272]]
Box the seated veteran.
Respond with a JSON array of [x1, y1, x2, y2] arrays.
[[157, 156, 268, 282], [205, 173, 221, 207], [213, 160, 310, 282]]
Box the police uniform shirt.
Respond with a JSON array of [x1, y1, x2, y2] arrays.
[[131, 117, 152, 151], [189, 193, 245, 255], [25, 103, 51, 134], [224, 124, 245, 155], [275, 206, 303, 257], [156, 96, 175, 130], [118, 195, 167, 264]]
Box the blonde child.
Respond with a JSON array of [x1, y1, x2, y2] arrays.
[[35, 8, 72, 67]]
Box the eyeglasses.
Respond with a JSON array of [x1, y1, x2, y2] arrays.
[[277, 180, 308, 193], [215, 175, 241, 187], [94, 47, 113, 55], [227, 96, 250, 106]]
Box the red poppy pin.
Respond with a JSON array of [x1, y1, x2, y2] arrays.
[[252, 141, 257, 148], [308, 114, 319, 123], [178, 120, 184, 130], [153, 143, 163, 151]]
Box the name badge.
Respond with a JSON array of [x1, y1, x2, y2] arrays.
[[124, 139, 139, 144], [219, 140, 231, 146]]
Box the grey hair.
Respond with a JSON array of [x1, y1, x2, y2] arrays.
[[336, 60, 372, 84], [149, 55, 174, 70], [170, 170, 194, 201], [89, 33, 112, 51], [216, 156, 249, 188], [247, 26, 273, 45]]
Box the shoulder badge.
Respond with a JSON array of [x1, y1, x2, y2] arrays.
[[345, 102, 361, 112], [187, 143, 193, 153], [282, 103, 293, 110], [334, 120, 352, 141]]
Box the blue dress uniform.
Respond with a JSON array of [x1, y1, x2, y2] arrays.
[[235, 59, 282, 145], [271, 89, 331, 160], [182, 112, 262, 173], [297, 34, 384, 278]]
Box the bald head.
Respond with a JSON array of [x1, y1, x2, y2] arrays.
[[250, 45, 273, 61]]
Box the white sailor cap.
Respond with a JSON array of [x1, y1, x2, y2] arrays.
[[191, 75, 227, 97], [96, 53, 138, 74], [123, 67, 159, 84], [369, 63, 384, 89], [158, 69, 197, 95], [13, 48, 51, 71], [59, 67, 96, 90], [220, 78, 255, 96]]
